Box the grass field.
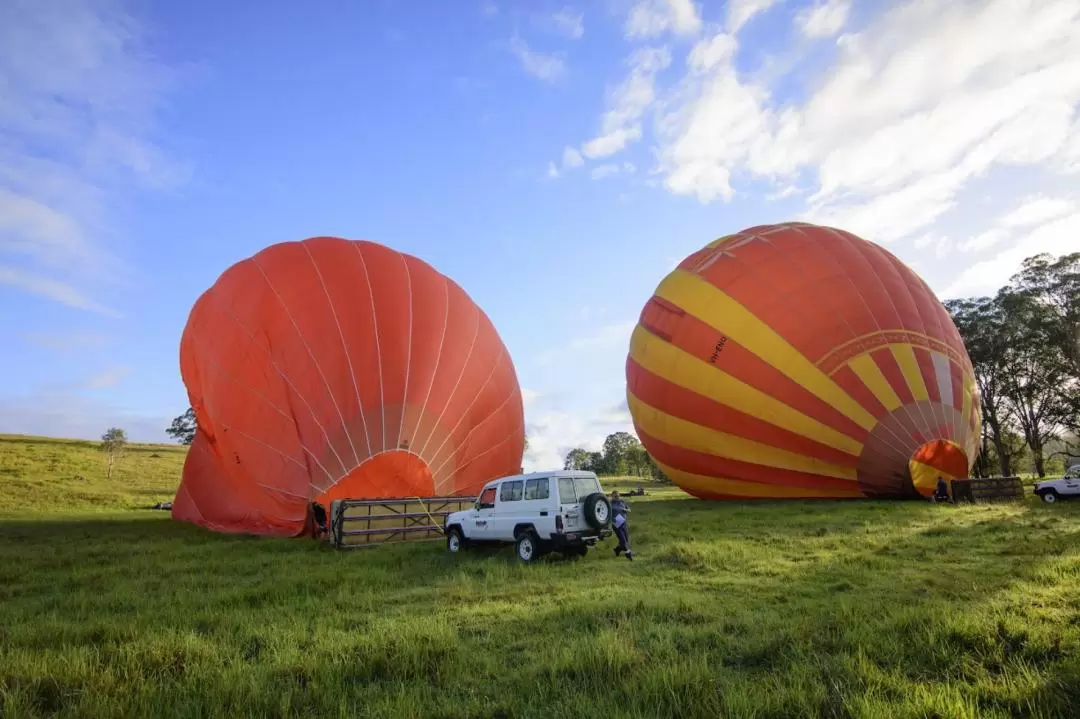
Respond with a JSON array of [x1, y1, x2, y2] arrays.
[[2, 436, 1080, 718]]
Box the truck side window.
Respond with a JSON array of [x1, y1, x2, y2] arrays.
[[477, 487, 497, 508], [500, 480, 523, 502], [558, 477, 576, 503], [524, 478, 549, 500]]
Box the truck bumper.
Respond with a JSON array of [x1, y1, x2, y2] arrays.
[[549, 528, 612, 548]]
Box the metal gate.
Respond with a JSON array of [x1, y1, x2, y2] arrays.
[[328, 496, 476, 549]]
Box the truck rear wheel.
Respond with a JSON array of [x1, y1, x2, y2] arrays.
[[516, 531, 540, 563]]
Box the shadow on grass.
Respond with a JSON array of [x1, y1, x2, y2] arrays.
[[2, 497, 1079, 718]]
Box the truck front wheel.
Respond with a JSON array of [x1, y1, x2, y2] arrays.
[[446, 527, 466, 552], [1040, 489, 1059, 504]]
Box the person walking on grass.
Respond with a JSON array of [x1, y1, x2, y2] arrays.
[[610, 490, 633, 561]]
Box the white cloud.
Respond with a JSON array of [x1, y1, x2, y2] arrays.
[[510, 37, 566, 83], [999, 194, 1075, 227], [569, 320, 636, 351], [583, 127, 643, 159], [943, 211, 1080, 299], [0, 390, 171, 443], [958, 228, 1009, 253], [591, 163, 621, 179], [521, 388, 541, 406], [727, 0, 779, 33], [651, 0, 1080, 253], [796, 0, 852, 38], [547, 161, 560, 179], [626, 0, 702, 38], [21, 330, 107, 351], [581, 47, 671, 159], [537, 320, 636, 366], [562, 146, 584, 168], [551, 8, 585, 39], [84, 366, 134, 390], [0, 0, 183, 313], [0, 265, 120, 317]]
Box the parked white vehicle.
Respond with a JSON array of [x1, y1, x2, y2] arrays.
[[443, 470, 612, 562], [1034, 465, 1080, 503]]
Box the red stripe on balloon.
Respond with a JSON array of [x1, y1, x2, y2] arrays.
[[637, 317, 870, 443], [626, 357, 861, 467], [872, 347, 915, 406], [831, 364, 888, 420], [638, 428, 860, 493]]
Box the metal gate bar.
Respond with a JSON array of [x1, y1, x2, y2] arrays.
[[329, 496, 476, 549]]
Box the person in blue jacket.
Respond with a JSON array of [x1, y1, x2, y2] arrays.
[[610, 490, 633, 561]]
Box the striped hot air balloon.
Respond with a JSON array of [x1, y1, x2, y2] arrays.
[[172, 237, 525, 536], [626, 222, 981, 501]]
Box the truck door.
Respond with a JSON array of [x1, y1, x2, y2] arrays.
[[557, 477, 583, 534], [494, 479, 524, 537]]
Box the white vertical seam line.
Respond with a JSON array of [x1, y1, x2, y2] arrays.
[[411, 275, 450, 449], [199, 348, 336, 485], [425, 346, 507, 472], [436, 429, 518, 495], [398, 254, 414, 449], [416, 302, 482, 456], [304, 241, 371, 461], [352, 243, 386, 452], [207, 280, 348, 478], [430, 374, 516, 485], [252, 255, 357, 472], [221, 422, 327, 490]]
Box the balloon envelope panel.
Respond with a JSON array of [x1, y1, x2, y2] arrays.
[[626, 222, 980, 500], [171, 237, 525, 536]]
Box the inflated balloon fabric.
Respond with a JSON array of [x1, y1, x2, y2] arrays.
[[172, 237, 525, 535], [626, 222, 981, 500]]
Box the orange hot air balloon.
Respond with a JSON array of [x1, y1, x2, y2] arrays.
[[626, 222, 981, 501], [171, 237, 525, 536]]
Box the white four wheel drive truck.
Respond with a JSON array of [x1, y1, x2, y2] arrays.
[[443, 470, 613, 562], [1033, 465, 1080, 503]]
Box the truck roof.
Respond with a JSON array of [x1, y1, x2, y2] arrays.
[[481, 469, 598, 486]]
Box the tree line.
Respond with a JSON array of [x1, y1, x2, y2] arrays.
[[945, 252, 1079, 478], [563, 431, 669, 481]]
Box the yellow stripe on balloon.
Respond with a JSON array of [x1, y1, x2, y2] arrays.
[[891, 344, 929, 402], [706, 234, 736, 249], [627, 393, 858, 482], [654, 459, 864, 499], [655, 270, 877, 431], [629, 326, 863, 456], [848, 353, 902, 412]]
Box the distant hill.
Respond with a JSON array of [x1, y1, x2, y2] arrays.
[[0, 434, 186, 515]]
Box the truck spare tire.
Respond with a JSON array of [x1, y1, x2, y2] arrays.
[[583, 493, 611, 530]]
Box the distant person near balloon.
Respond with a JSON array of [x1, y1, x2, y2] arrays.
[[610, 490, 633, 560]]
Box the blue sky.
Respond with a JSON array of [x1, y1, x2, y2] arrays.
[[2, 0, 1079, 470]]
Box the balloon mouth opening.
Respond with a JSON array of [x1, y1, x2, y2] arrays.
[[314, 450, 435, 505], [908, 439, 969, 498]]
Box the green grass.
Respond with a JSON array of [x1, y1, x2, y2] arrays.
[[0, 434, 185, 514], [2, 436, 1080, 718]]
